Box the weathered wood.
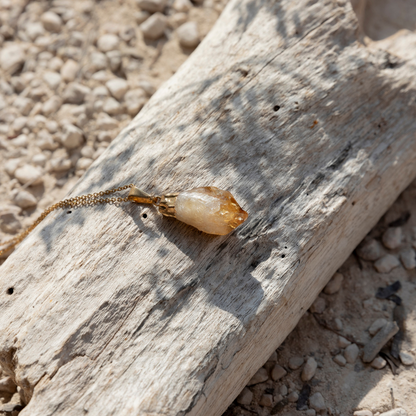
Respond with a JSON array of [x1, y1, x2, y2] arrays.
[[1, 0, 416, 415]]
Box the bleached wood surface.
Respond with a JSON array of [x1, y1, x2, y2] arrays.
[[1, 0, 416, 415]]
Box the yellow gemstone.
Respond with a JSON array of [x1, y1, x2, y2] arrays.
[[175, 187, 248, 235]]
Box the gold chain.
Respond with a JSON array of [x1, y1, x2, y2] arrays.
[[0, 184, 135, 258]]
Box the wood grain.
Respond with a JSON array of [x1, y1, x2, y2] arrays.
[[1, 0, 416, 415]]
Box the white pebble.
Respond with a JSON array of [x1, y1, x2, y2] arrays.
[[61, 59, 79, 82], [379, 409, 408, 416], [41, 11, 62, 32], [96, 114, 119, 130], [50, 157, 71, 172], [177, 21, 200, 48], [400, 248, 416, 270], [106, 78, 128, 101], [43, 71, 62, 90], [103, 97, 122, 115], [369, 318, 388, 336], [324, 272, 343, 294], [370, 356, 386, 370], [353, 411, 373, 416], [236, 388, 252, 405], [338, 336, 351, 348], [399, 351, 414, 366], [344, 343, 359, 364], [14, 164, 43, 186], [13, 190, 37, 209], [0, 44, 25, 75], [247, 367, 268, 386], [42, 96, 62, 116], [333, 354, 346, 366], [49, 57, 64, 71], [107, 50, 122, 72], [13, 96, 33, 116], [259, 393, 273, 407], [32, 153, 47, 167], [173, 0, 193, 12], [97, 34, 119, 52], [125, 88, 147, 116], [61, 124, 83, 149], [356, 237, 383, 261], [63, 82, 91, 104], [76, 157, 93, 171], [90, 52, 108, 72], [141, 12, 167, 40], [374, 254, 400, 273], [310, 297, 326, 314], [382, 227, 402, 250], [271, 364, 286, 381], [25, 22, 45, 40], [136, 0, 167, 13], [288, 356, 304, 370], [301, 357, 317, 381], [309, 392, 326, 411]]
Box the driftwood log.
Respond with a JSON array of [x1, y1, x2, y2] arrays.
[[1, 0, 416, 415]]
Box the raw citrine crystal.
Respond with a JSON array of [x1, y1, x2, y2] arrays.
[[174, 187, 248, 235]]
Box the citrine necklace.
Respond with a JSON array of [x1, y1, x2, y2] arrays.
[[0, 184, 248, 257]]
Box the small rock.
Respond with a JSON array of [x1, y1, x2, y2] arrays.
[[338, 336, 351, 348], [13, 190, 37, 209], [306, 410, 316, 416], [309, 392, 326, 412], [49, 57, 64, 71], [247, 367, 268, 386], [173, 0, 193, 12], [353, 411, 373, 416], [125, 88, 147, 116], [177, 21, 200, 48], [10, 134, 28, 147], [138, 80, 156, 96], [288, 356, 304, 370], [259, 393, 273, 407], [13, 96, 33, 116], [50, 157, 71, 172], [169, 12, 188, 29], [374, 254, 400, 273], [76, 157, 93, 171], [119, 26, 136, 42], [267, 351, 277, 362], [61, 124, 83, 149], [0, 377, 17, 394], [287, 391, 298, 403], [379, 409, 408, 416], [136, 0, 167, 13], [97, 34, 119, 52], [26, 21, 45, 40], [43, 71, 62, 90], [90, 52, 108, 72], [0, 44, 25, 75], [369, 318, 388, 336], [42, 96, 62, 116], [141, 12, 167, 40], [370, 356, 386, 370], [103, 97, 122, 115], [4, 158, 20, 176], [356, 237, 383, 261], [400, 248, 416, 270], [41, 11, 62, 32], [301, 357, 317, 381], [63, 82, 91, 104], [0, 211, 21, 234], [14, 164, 43, 186], [324, 272, 343, 294], [382, 227, 402, 250], [32, 153, 47, 167], [310, 297, 326, 314], [399, 351, 414, 366], [271, 364, 286, 381], [61, 59, 79, 82], [333, 354, 346, 366], [97, 131, 114, 142], [236, 388, 252, 406], [96, 114, 118, 130], [334, 318, 343, 331], [135, 10, 151, 24], [106, 78, 129, 101], [81, 146, 94, 159], [362, 321, 399, 362], [344, 343, 359, 364], [279, 385, 287, 396], [107, 50, 122, 72]]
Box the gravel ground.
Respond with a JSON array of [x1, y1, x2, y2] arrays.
[[0, 0, 415, 415]]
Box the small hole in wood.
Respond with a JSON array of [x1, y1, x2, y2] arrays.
[[142, 213, 147, 219], [7, 287, 14, 295], [352, 201, 356, 206], [281, 254, 285, 258], [67, 210, 72, 214], [284, 246, 287, 249], [273, 105, 281, 112]]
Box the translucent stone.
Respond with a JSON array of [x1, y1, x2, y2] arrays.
[[175, 187, 248, 235]]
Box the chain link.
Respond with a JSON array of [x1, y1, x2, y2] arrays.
[[0, 184, 134, 258]]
